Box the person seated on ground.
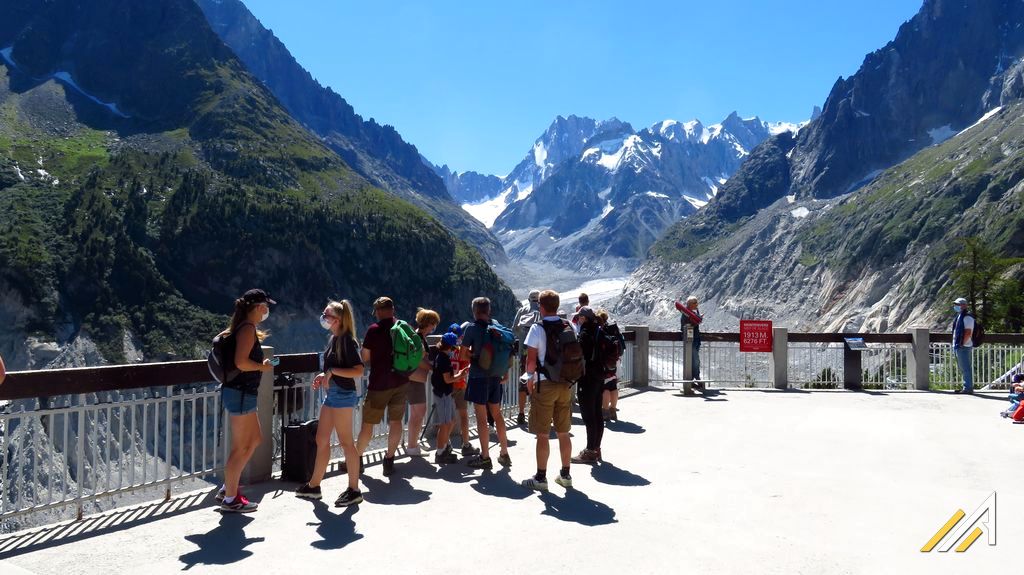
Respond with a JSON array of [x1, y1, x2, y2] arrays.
[[1001, 373, 1024, 418]]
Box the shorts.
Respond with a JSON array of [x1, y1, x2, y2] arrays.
[[603, 377, 619, 392], [452, 387, 468, 410], [323, 385, 358, 409], [363, 384, 409, 425], [529, 380, 572, 435], [222, 386, 258, 416], [466, 376, 502, 405], [432, 393, 456, 425], [408, 379, 428, 405]]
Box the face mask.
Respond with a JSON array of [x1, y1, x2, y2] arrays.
[[261, 309, 270, 322], [320, 315, 333, 330]]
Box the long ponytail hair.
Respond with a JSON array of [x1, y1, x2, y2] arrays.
[[326, 299, 357, 359], [226, 297, 268, 341]]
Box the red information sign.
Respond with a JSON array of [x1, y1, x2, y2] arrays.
[[740, 320, 773, 352]]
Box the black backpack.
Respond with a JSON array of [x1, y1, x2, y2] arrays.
[[969, 314, 985, 346], [540, 319, 585, 384], [597, 324, 624, 371], [207, 330, 240, 386], [207, 322, 253, 387]]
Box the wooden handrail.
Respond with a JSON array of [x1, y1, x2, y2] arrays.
[[3, 330, 1022, 401], [0, 353, 321, 402]]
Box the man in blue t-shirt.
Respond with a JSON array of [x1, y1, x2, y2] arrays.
[[461, 297, 511, 470]]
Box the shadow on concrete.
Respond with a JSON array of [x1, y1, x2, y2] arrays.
[[360, 475, 431, 506], [538, 489, 616, 526], [179, 514, 265, 570], [0, 489, 217, 560], [926, 390, 1008, 402], [603, 419, 646, 434], [400, 456, 475, 484], [307, 501, 363, 551], [590, 462, 651, 487], [470, 468, 532, 501]]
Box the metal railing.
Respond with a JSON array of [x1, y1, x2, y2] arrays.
[[928, 342, 1024, 390], [1, 384, 224, 533], [648, 335, 771, 388], [788, 342, 845, 389]]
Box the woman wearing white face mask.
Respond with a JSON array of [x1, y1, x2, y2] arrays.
[[218, 289, 276, 513], [296, 299, 366, 507]]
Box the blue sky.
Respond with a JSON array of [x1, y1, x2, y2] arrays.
[[241, 0, 923, 176]]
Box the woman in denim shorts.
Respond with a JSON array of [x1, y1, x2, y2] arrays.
[[219, 289, 276, 513], [295, 300, 366, 507]]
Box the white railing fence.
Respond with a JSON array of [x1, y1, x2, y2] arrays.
[[0, 384, 224, 533]]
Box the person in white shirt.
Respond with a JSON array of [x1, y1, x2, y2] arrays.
[[521, 290, 574, 491]]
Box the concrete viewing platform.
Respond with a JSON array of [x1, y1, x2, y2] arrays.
[[1, 387, 1021, 574]]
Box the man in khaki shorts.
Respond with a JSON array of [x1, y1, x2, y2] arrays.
[[521, 290, 574, 491], [356, 297, 410, 477]]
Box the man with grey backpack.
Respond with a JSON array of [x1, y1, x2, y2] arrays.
[[521, 290, 583, 491], [513, 290, 541, 425]]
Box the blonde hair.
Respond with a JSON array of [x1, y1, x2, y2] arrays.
[[326, 300, 358, 358], [596, 309, 610, 325], [415, 308, 440, 330]]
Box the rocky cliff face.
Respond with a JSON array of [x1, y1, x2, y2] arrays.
[[0, 0, 515, 368], [621, 101, 1024, 333], [194, 0, 506, 263], [790, 0, 1024, 199], [626, 0, 1024, 333]]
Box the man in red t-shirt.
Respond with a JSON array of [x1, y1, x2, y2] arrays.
[[355, 297, 410, 477]]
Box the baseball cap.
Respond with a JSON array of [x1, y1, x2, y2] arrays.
[[447, 323, 463, 336], [953, 297, 968, 305], [577, 306, 598, 321], [441, 332, 459, 347], [242, 289, 276, 305], [1013, 373, 1023, 383]]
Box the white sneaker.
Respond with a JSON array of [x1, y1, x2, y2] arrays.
[[555, 475, 573, 489], [521, 477, 549, 491], [406, 446, 424, 457]]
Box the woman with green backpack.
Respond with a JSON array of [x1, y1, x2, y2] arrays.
[[405, 308, 440, 457]]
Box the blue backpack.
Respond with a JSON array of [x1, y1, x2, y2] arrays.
[[474, 320, 516, 378]]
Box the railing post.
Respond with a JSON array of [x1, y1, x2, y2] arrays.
[[843, 345, 863, 391], [682, 326, 695, 396], [164, 385, 173, 499], [771, 328, 789, 390], [908, 327, 931, 391], [627, 325, 649, 387], [244, 346, 275, 484], [75, 393, 85, 521]]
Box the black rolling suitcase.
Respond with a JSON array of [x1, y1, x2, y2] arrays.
[[276, 373, 318, 483], [282, 419, 318, 482]]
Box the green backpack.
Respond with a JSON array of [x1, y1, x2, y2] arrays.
[[390, 320, 423, 376]]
